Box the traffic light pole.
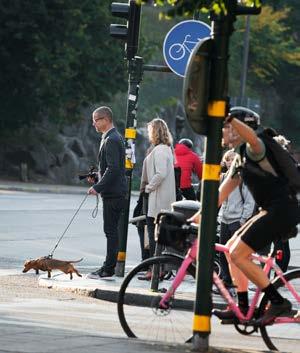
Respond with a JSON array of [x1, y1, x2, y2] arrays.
[[115, 60, 173, 277], [116, 56, 143, 277], [192, 5, 234, 351], [191, 2, 260, 350]]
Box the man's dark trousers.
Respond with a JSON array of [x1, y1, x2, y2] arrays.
[[102, 196, 125, 272]]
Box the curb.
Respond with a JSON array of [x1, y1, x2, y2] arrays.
[[38, 274, 227, 310], [0, 181, 141, 196], [0, 182, 86, 195]]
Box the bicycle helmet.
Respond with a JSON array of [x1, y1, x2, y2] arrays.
[[229, 106, 260, 130], [179, 138, 194, 149]]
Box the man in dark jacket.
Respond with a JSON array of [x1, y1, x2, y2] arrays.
[[174, 138, 202, 200], [87, 106, 126, 278]]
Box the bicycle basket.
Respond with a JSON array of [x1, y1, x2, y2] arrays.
[[155, 211, 190, 251]]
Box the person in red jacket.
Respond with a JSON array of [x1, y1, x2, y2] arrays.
[[174, 138, 203, 200]]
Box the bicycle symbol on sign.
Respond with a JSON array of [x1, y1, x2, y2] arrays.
[[168, 35, 200, 61]]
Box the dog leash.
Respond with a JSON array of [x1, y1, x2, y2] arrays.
[[48, 193, 99, 258]]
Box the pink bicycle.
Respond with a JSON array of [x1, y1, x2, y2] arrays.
[[118, 212, 300, 351]]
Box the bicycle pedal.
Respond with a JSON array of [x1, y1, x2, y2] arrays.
[[220, 318, 236, 325]]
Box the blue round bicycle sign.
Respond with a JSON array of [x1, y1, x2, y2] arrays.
[[163, 20, 211, 77]]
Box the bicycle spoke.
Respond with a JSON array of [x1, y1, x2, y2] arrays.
[[118, 255, 195, 343]]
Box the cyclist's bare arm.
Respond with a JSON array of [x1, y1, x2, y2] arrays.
[[229, 118, 263, 155]]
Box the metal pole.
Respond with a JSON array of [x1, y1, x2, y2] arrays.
[[192, 4, 234, 350], [115, 56, 143, 277], [115, 61, 173, 277], [239, 15, 250, 104]]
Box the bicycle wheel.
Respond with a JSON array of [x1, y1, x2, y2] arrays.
[[259, 269, 300, 351], [118, 255, 196, 343]]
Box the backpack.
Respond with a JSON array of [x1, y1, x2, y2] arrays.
[[259, 130, 300, 193]]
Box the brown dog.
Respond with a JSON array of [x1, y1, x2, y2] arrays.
[[22, 257, 83, 280]]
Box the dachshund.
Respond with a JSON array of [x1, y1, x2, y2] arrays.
[[22, 257, 83, 280]]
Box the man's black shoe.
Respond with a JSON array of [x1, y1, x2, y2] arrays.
[[87, 267, 114, 279], [256, 298, 292, 326], [212, 306, 248, 324]]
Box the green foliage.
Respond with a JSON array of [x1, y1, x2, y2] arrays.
[[0, 0, 127, 133], [228, 3, 300, 146], [139, 1, 261, 17], [230, 6, 300, 84]]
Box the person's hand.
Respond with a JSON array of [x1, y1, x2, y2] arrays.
[[188, 210, 201, 224], [87, 175, 96, 185], [87, 186, 98, 195]]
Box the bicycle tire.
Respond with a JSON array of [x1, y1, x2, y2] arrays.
[[259, 269, 300, 351], [118, 255, 196, 343]]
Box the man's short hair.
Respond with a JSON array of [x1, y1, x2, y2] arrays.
[[93, 106, 113, 122]]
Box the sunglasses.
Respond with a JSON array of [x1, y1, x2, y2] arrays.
[[93, 116, 106, 123]]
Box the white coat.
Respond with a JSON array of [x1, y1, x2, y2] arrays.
[[141, 144, 176, 218]]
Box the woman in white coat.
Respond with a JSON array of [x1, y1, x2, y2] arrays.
[[141, 118, 176, 258]]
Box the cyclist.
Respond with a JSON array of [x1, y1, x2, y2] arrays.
[[191, 106, 299, 324]]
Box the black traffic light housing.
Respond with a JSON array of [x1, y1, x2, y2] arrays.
[[110, 0, 141, 60], [183, 37, 213, 136]]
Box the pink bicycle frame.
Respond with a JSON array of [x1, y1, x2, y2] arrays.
[[159, 239, 300, 323]]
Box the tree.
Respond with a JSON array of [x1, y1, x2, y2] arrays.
[[139, 1, 261, 17], [228, 4, 300, 144], [0, 0, 126, 133]]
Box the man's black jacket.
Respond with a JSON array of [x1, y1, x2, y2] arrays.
[[93, 127, 127, 198]]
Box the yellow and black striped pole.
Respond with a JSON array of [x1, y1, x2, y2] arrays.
[[115, 56, 143, 277], [192, 101, 225, 349], [191, 6, 233, 350], [191, 0, 261, 352]]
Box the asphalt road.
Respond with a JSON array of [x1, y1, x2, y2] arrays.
[[0, 190, 142, 271]]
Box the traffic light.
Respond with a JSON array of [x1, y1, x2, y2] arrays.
[[183, 38, 213, 136], [110, 1, 141, 60]]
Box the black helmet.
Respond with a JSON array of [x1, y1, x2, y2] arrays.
[[179, 138, 194, 149], [229, 106, 260, 130]]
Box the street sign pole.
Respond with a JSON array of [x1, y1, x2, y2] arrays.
[[115, 60, 173, 277], [115, 56, 143, 277]]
